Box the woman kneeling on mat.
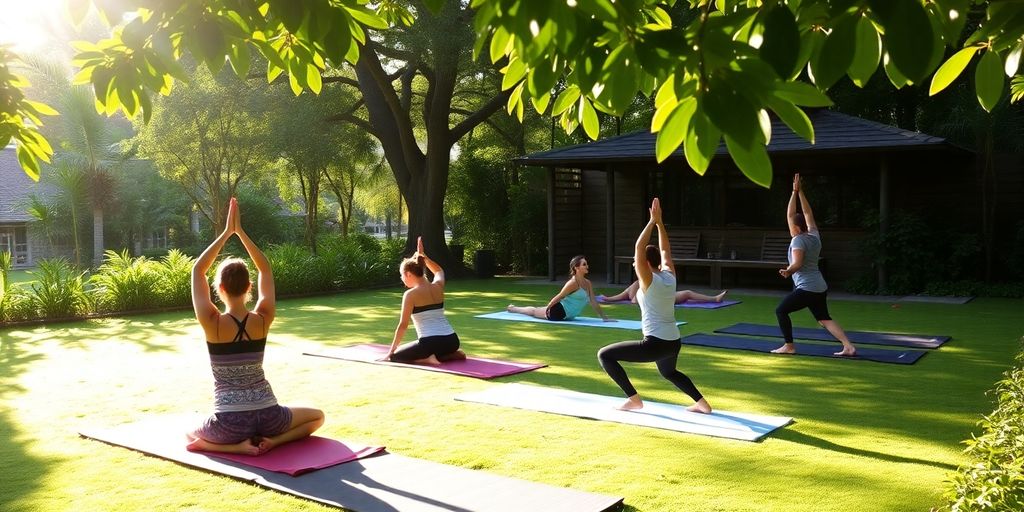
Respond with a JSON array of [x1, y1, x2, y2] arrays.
[[384, 237, 466, 364], [187, 198, 324, 455], [599, 280, 727, 305], [506, 255, 613, 322], [598, 198, 712, 414], [772, 174, 856, 357]]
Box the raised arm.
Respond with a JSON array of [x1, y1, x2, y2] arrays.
[[192, 199, 236, 329], [634, 217, 656, 290], [235, 203, 276, 326], [416, 237, 445, 285], [797, 182, 817, 233], [653, 200, 675, 275], [786, 174, 800, 236]]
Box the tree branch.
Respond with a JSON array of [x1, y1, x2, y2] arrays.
[[450, 89, 514, 143]]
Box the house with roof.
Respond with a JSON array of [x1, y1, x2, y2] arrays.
[[517, 110, 978, 290], [0, 145, 63, 268]]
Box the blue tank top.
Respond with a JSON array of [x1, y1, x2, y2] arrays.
[[559, 286, 589, 319]]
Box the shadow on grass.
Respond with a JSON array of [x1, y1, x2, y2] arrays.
[[773, 427, 959, 471], [0, 333, 49, 511]]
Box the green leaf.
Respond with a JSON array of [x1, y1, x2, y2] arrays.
[[765, 96, 814, 143], [934, 0, 970, 43], [489, 26, 512, 64], [810, 14, 857, 90], [580, 98, 600, 140], [422, 0, 445, 13], [725, 134, 772, 188], [306, 63, 322, 94], [883, 51, 910, 87], [502, 57, 527, 91], [684, 106, 720, 175], [322, 22, 354, 67], [227, 42, 251, 78], [760, 4, 800, 79], [346, 5, 389, 30], [794, 30, 825, 81], [267, 59, 284, 83], [288, 69, 303, 96], [16, 143, 41, 181], [848, 16, 881, 87], [196, 20, 227, 75], [773, 81, 834, 107], [531, 92, 551, 115], [929, 46, 979, 96], [655, 99, 695, 162], [976, 50, 1005, 112], [758, 109, 772, 145], [24, 100, 58, 116], [869, 0, 934, 83], [1006, 42, 1023, 77], [702, 83, 759, 149], [551, 86, 581, 116]]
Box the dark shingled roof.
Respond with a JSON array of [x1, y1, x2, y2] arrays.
[[516, 109, 965, 166], [0, 145, 53, 223]]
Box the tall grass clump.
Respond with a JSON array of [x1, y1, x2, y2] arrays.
[[28, 258, 90, 319], [941, 340, 1024, 511], [265, 243, 317, 296], [0, 251, 10, 320], [91, 250, 162, 312]]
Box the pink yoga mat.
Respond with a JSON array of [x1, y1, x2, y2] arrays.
[[305, 343, 546, 379], [203, 435, 385, 476], [596, 295, 740, 309], [80, 415, 384, 476]]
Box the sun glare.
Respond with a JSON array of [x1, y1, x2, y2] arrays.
[[0, 0, 66, 53]]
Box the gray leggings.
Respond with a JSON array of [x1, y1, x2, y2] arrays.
[[598, 335, 703, 401]]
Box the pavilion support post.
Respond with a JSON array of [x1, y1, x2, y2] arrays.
[[606, 170, 615, 284], [878, 159, 889, 292], [547, 167, 556, 281]]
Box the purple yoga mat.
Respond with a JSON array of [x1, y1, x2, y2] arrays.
[[596, 295, 741, 309], [305, 343, 547, 379], [80, 415, 384, 476], [204, 436, 385, 476]]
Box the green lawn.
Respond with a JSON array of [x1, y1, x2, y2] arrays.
[[1, 279, 1020, 511], [5, 269, 35, 285]]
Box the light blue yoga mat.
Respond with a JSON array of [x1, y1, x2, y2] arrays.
[[476, 311, 684, 330], [456, 383, 792, 442]]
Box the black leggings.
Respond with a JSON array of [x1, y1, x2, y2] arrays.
[[776, 288, 832, 344], [391, 333, 460, 362], [597, 336, 703, 401]]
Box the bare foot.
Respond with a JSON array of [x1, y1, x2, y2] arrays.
[[506, 304, 515, 312], [257, 436, 277, 455], [771, 344, 796, 354], [715, 290, 728, 302], [616, 396, 644, 411], [834, 346, 857, 357], [412, 355, 442, 366], [687, 398, 712, 414], [187, 437, 259, 455], [438, 349, 467, 362]]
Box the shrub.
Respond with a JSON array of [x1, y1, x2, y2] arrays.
[[265, 243, 316, 296], [154, 249, 194, 307], [28, 258, 90, 319], [90, 250, 162, 312], [0, 251, 10, 320], [941, 340, 1024, 511]]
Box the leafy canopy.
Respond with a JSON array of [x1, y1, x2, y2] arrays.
[[3, 0, 1024, 187]]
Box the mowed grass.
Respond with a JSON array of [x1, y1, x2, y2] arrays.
[[1, 278, 1020, 511]]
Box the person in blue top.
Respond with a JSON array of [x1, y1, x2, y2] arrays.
[[506, 255, 614, 322], [597, 198, 711, 413], [771, 174, 857, 357]]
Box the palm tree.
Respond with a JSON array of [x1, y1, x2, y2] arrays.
[[24, 56, 130, 267]]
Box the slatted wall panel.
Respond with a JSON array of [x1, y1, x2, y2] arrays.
[[581, 170, 609, 277], [552, 168, 584, 278]]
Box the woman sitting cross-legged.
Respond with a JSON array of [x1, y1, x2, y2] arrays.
[[186, 197, 324, 455]]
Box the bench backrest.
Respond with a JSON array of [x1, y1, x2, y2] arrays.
[[761, 233, 791, 262], [668, 231, 701, 259]]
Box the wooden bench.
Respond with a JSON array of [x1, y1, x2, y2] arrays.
[[613, 231, 702, 284], [694, 234, 791, 288]]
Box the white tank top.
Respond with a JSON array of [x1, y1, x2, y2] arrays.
[[637, 271, 680, 340], [410, 302, 455, 338]]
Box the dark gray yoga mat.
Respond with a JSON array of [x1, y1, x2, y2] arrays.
[[682, 333, 927, 364], [715, 322, 950, 349], [80, 416, 623, 512]]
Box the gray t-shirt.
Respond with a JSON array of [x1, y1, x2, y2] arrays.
[[790, 230, 827, 293], [637, 270, 681, 340]]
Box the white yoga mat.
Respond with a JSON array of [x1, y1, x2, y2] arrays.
[[456, 383, 792, 442], [476, 311, 684, 330]]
